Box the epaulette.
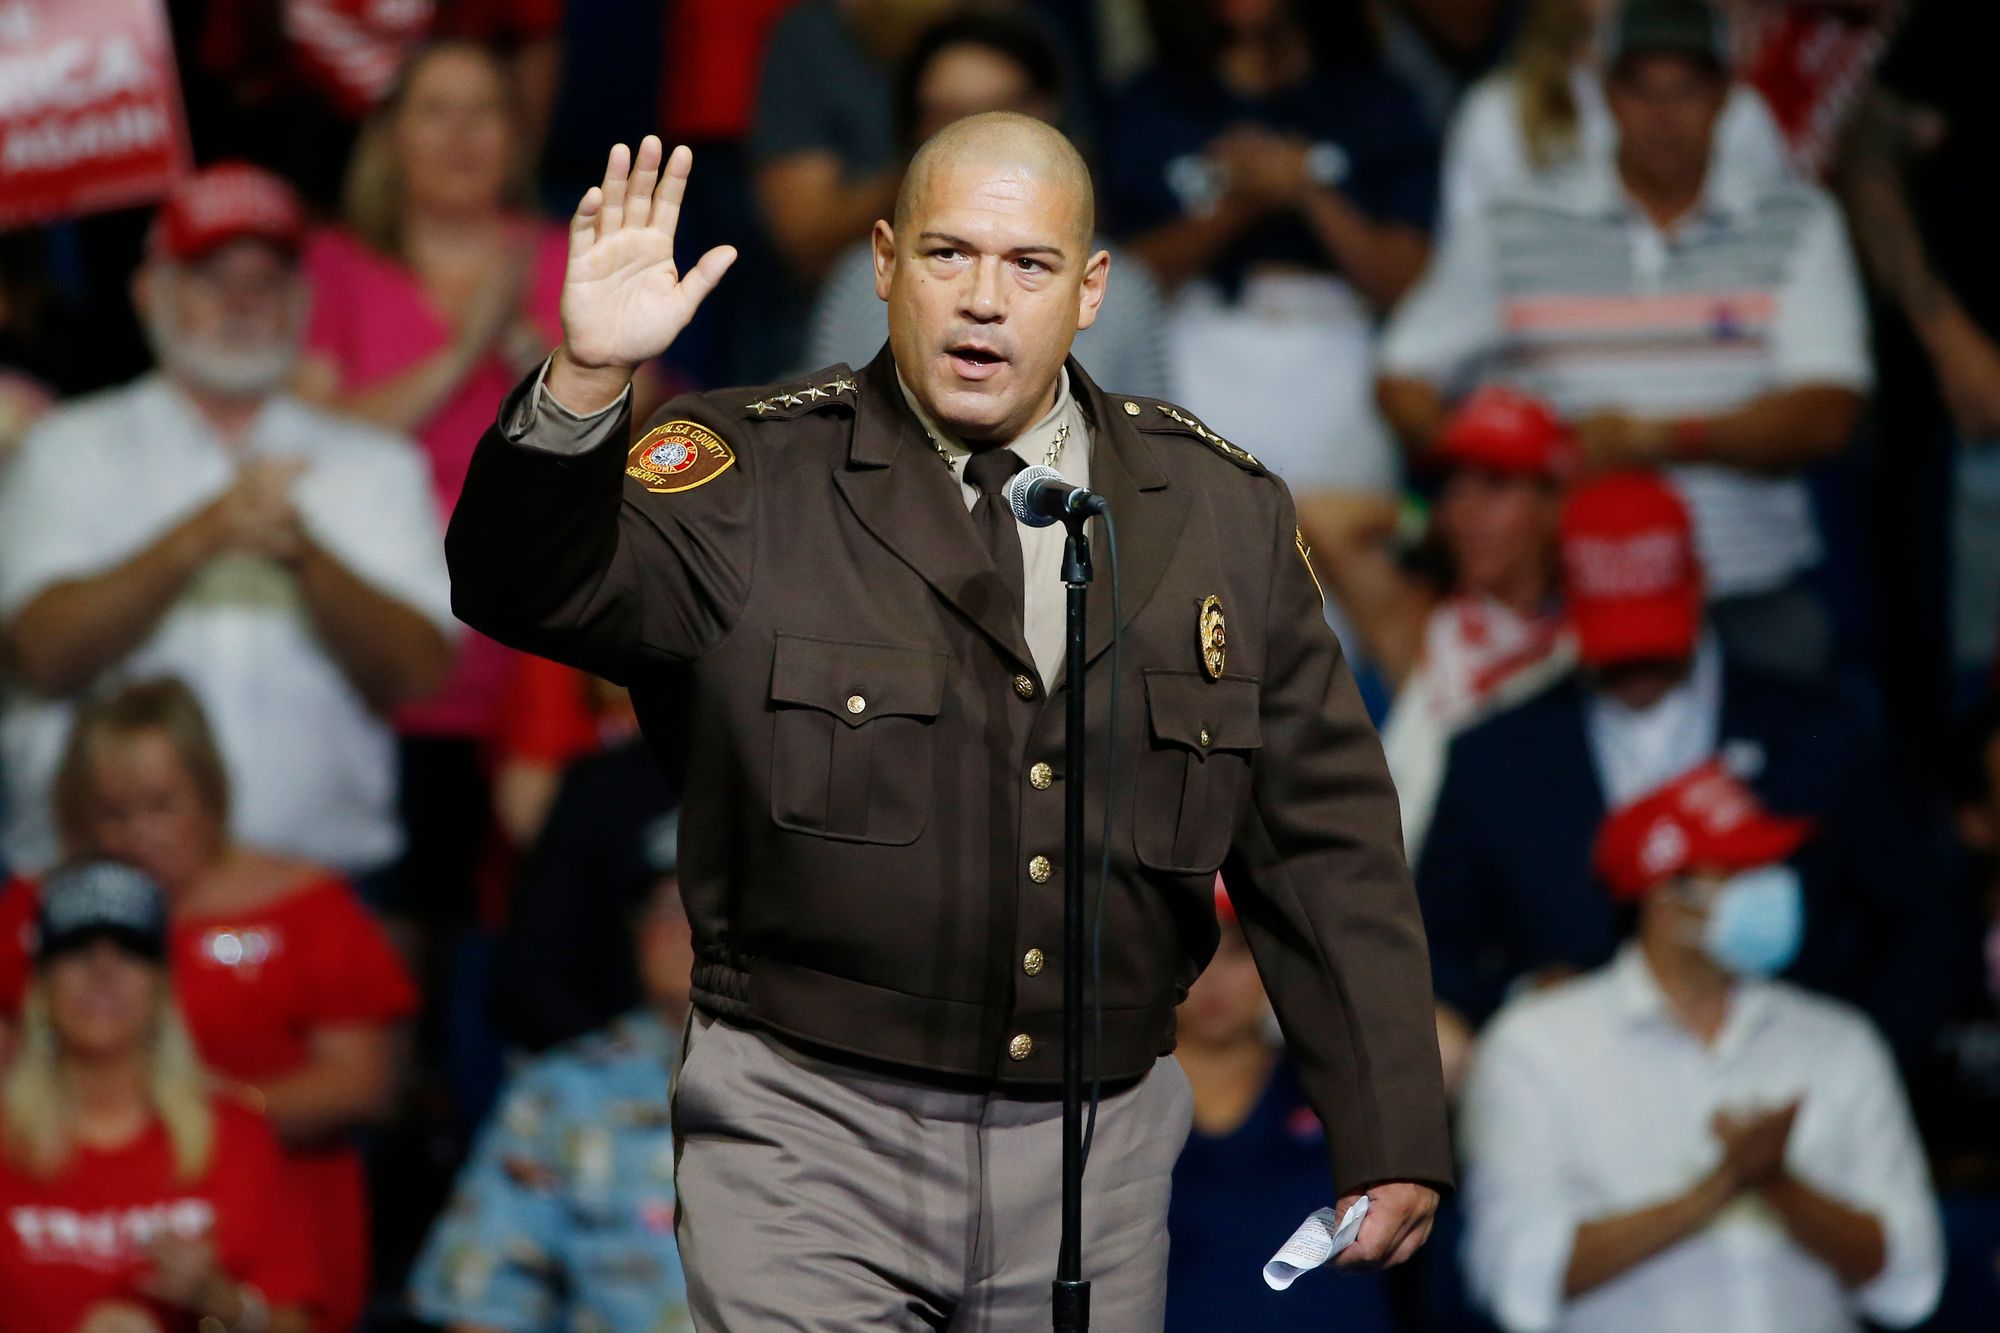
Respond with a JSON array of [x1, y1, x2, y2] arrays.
[[741, 367, 859, 420], [1128, 398, 1264, 474]]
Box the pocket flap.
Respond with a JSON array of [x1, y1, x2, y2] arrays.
[[1143, 670, 1261, 755], [770, 635, 948, 727]]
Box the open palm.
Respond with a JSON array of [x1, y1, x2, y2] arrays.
[[561, 136, 737, 371]]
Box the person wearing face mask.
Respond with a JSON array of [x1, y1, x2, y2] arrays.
[[0, 164, 456, 891], [1458, 760, 1946, 1333], [1419, 472, 1957, 1065], [447, 115, 1450, 1325]]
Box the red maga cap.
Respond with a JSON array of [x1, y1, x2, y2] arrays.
[[1560, 471, 1702, 668], [148, 162, 306, 263], [1594, 759, 1813, 901], [1433, 385, 1575, 479]]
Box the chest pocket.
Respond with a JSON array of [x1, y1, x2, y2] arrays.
[[768, 634, 947, 845], [1133, 670, 1261, 874]]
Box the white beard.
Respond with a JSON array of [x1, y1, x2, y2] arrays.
[[142, 276, 304, 398]]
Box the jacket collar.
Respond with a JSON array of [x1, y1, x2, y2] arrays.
[[837, 347, 1185, 683]]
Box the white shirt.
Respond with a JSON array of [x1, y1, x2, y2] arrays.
[[1585, 635, 1723, 807], [1441, 71, 1793, 230], [0, 375, 456, 874], [1460, 945, 1945, 1333], [1381, 159, 1871, 597]]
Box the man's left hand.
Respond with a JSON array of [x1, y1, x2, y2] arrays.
[[1332, 1181, 1441, 1270]]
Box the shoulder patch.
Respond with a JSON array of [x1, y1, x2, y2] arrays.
[[626, 420, 735, 494], [743, 369, 859, 420], [1136, 401, 1263, 473]]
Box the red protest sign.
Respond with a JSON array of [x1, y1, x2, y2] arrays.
[[0, 0, 192, 228]]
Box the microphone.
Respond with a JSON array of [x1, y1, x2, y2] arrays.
[[1005, 464, 1108, 528]]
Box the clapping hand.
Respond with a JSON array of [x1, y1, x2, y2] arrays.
[[208, 457, 310, 563], [74, 1302, 164, 1333], [1209, 125, 1312, 212], [1713, 1100, 1802, 1192], [138, 1230, 227, 1312], [553, 136, 737, 409]]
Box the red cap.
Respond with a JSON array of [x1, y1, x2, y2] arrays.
[[1594, 759, 1813, 901], [1433, 386, 1575, 478], [147, 162, 306, 263], [1560, 472, 1702, 668]]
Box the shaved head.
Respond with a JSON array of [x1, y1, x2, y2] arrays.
[[874, 110, 1110, 444], [894, 111, 1095, 252]]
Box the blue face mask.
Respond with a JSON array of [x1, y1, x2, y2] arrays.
[[1701, 865, 1804, 977]]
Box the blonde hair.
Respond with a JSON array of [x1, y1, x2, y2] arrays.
[[52, 678, 229, 861], [1512, 0, 1597, 170], [2, 975, 215, 1181], [341, 39, 532, 260]]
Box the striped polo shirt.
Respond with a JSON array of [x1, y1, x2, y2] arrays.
[[1383, 160, 1870, 597]]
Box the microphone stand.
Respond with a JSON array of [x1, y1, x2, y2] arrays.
[[1053, 509, 1093, 1333]]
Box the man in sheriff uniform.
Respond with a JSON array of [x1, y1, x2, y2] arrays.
[[447, 113, 1450, 1328]]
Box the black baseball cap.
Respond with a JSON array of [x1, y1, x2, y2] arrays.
[[1602, 0, 1730, 73], [35, 862, 170, 964]]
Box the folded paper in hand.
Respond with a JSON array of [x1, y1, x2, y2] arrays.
[[1262, 1196, 1370, 1291]]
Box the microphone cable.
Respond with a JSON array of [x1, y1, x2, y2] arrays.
[[1079, 509, 1120, 1168]]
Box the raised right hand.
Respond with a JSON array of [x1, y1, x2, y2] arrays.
[[560, 136, 737, 377]]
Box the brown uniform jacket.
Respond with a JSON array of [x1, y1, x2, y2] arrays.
[[448, 347, 1452, 1193]]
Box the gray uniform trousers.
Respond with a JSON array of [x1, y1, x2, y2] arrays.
[[672, 1011, 1195, 1330]]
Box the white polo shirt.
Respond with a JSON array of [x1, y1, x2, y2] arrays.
[[1459, 945, 1944, 1333], [1381, 164, 1871, 597], [0, 375, 456, 875]]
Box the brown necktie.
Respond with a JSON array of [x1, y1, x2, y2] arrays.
[[964, 446, 1028, 623]]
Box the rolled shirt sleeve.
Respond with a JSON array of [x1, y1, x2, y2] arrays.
[[1458, 1013, 1581, 1333], [1811, 1022, 1946, 1327]]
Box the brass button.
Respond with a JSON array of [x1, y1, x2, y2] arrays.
[[1028, 855, 1052, 882], [846, 694, 867, 714], [1029, 762, 1054, 790], [1198, 727, 1210, 747], [1123, 400, 1141, 416], [1023, 947, 1046, 976], [1013, 674, 1037, 700], [1009, 1033, 1034, 1060]]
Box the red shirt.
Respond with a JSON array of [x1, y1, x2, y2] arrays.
[[0, 1098, 318, 1333], [0, 875, 417, 1333]]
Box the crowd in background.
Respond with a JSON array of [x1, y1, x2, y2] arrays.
[[2, 0, 1998, 1329]]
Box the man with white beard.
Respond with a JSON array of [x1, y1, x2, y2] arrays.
[[0, 163, 455, 886]]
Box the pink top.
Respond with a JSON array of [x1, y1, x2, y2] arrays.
[[303, 220, 567, 738]]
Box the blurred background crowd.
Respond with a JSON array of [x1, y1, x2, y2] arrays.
[[1, 0, 1997, 1329]]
